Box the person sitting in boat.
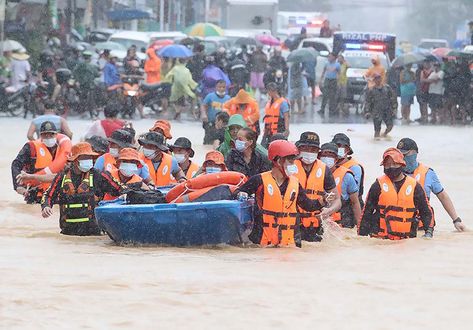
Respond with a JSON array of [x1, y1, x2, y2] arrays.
[[12, 121, 72, 204], [235, 140, 338, 247], [85, 135, 109, 157], [138, 132, 186, 187], [103, 148, 150, 200], [169, 137, 199, 179], [217, 114, 267, 158], [199, 150, 227, 175], [41, 142, 125, 236], [225, 127, 271, 178], [94, 129, 134, 173]]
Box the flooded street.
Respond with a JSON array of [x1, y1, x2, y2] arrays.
[[1, 117, 472, 329]]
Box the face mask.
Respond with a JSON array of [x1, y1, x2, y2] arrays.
[[285, 164, 298, 176], [384, 167, 403, 180], [206, 166, 222, 174], [109, 148, 119, 158], [320, 157, 335, 168], [235, 140, 247, 152], [78, 159, 93, 172], [300, 152, 317, 165], [142, 148, 157, 160], [403, 154, 418, 174], [337, 147, 346, 158], [216, 91, 226, 97], [174, 153, 186, 164], [42, 138, 56, 148], [119, 162, 138, 177]]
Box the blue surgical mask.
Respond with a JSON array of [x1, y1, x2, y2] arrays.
[[403, 153, 418, 174], [285, 164, 298, 176], [337, 147, 346, 158], [119, 162, 138, 177], [235, 139, 247, 152], [300, 152, 317, 164], [206, 166, 222, 174], [320, 156, 335, 168], [109, 148, 119, 158], [78, 159, 93, 172], [142, 148, 157, 159]]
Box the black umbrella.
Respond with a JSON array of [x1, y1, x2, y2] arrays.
[[234, 37, 261, 47]]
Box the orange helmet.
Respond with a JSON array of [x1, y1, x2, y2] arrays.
[[268, 140, 299, 161], [380, 147, 405, 166]]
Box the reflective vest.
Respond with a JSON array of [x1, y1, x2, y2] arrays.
[[103, 153, 117, 172], [104, 168, 142, 200], [295, 160, 326, 229], [342, 157, 365, 196], [228, 103, 259, 132], [375, 175, 418, 240], [59, 171, 95, 224], [185, 162, 200, 179], [331, 165, 353, 222], [412, 163, 430, 195], [260, 171, 300, 246], [263, 97, 284, 135], [144, 152, 173, 186]]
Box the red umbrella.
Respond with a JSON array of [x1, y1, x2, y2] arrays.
[[255, 34, 280, 46], [431, 47, 452, 58], [152, 39, 174, 50]]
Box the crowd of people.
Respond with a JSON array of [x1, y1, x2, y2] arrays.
[[11, 107, 466, 245]]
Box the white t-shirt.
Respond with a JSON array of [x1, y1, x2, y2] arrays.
[[10, 59, 31, 90], [428, 70, 444, 95]]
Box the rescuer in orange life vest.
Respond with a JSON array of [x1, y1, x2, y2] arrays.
[[12, 121, 72, 203], [138, 131, 186, 187], [318, 142, 362, 229], [293, 131, 341, 242], [103, 148, 150, 200], [261, 82, 290, 148], [359, 147, 433, 239], [94, 129, 135, 173], [169, 137, 200, 179], [41, 142, 124, 236], [396, 137, 466, 232], [236, 140, 338, 247]]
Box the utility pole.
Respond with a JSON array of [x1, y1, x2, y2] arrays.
[[0, 0, 5, 54], [159, 0, 164, 31]]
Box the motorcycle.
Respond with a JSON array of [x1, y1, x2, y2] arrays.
[[141, 82, 171, 114], [0, 81, 27, 117], [55, 68, 80, 117], [121, 75, 141, 118]]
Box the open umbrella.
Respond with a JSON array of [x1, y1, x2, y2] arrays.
[[287, 48, 318, 63], [431, 47, 452, 58], [392, 52, 427, 67], [184, 23, 224, 37], [151, 39, 174, 50], [234, 37, 261, 47], [447, 49, 473, 60], [0, 39, 25, 52], [157, 44, 193, 58], [256, 34, 280, 46]]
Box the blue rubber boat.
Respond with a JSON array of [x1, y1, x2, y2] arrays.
[[95, 199, 254, 246]]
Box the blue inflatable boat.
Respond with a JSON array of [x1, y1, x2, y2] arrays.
[[95, 199, 254, 246]]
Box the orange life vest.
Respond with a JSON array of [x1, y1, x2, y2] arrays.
[[295, 160, 326, 228], [331, 165, 353, 222], [260, 171, 300, 246], [26, 134, 71, 191], [228, 103, 259, 132], [375, 175, 418, 240], [144, 152, 173, 186], [185, 162, 200, 179], [102, 153, 117, 172], [263, 97, 284, 135], [342, 157, 365, 195], [103, 168, 142, 201], [411, 162, 435, 229]]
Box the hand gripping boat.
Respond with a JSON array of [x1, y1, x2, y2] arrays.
[[94, 172, 253, 246]]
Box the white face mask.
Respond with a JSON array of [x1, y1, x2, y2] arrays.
[[174, 153, 186, 164], [206, 166, 222, 174], [78, 159, 94, 172], [142, 148, 157, 159], [337, 147, 346, 158], [42, 138, 56, 148], [216, 91, 226, 97], [320, 157, 336, 168], [109, 148, 119, 158], [119, 162, 138, 177], [285, 164, 298, 176], [300, 152, 317, 164]]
